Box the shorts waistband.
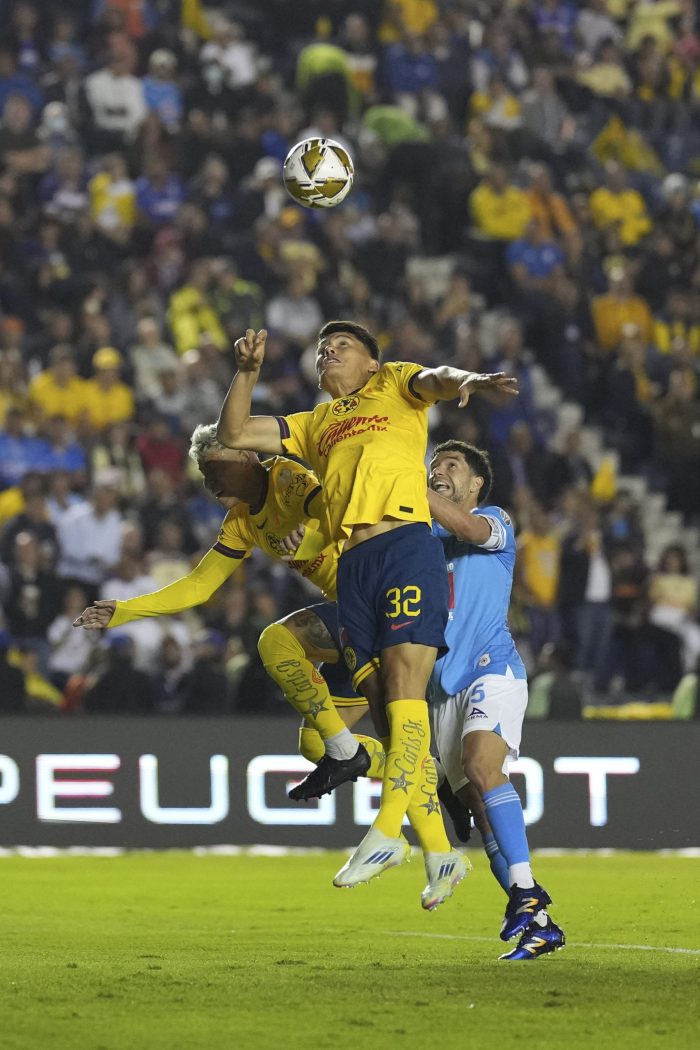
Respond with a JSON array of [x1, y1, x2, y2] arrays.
[[340, 522, 430, 561]]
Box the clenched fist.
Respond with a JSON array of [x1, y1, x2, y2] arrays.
[[73, 599, 117, 630], [234, 328, 267, 373]]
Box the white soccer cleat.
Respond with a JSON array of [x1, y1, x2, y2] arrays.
[[333, 828, 410, 888], [421, 849, 471, 911]]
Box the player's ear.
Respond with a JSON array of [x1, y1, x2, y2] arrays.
[[368, 358, 380, 375], [472, 474, 484, 497]]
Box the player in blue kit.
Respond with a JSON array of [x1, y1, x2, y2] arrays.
[[427, 439, 565, 960]]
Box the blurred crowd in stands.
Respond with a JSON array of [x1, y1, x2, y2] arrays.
[[0, 0, 699, 718]]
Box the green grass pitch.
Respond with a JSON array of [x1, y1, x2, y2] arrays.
[[3, 851, 699, 1050]]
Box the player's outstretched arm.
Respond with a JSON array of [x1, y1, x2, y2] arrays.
[[73, 549, 240, 629], [216, 328, 285, 452], [428, 489, 492, 544], [412, 366, 518, 408]]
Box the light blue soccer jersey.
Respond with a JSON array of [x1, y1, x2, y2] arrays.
[[431, 504, 526, 697]]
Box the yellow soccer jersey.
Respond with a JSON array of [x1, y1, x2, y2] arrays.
[[215, 455, 339, 600], [276, 362, 435, 542]]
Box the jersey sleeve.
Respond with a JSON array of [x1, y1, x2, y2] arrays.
[[385, 361, 438, 408], [276, 411, 314, 461], [472, 506, 515, 553], [108, 547, 241, 627], [213, 510, 254, 560]]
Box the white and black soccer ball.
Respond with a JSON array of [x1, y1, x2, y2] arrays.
[[282, 137, 354, 209]]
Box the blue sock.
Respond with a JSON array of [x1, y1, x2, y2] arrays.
[[482, 783, 532, 886], [483, 832, 510, 894]]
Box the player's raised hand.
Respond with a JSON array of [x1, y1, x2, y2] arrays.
[[458, 372, 519, 408], [73, 599, 117, 630], [234, 328, 267, 373]]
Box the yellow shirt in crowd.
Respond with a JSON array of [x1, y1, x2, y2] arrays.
[[517, 530, 561, 608], [589, 186, 652, 246], [29, 372, 87, 422], [81, 379, 135, 429], [470, 182, 532, 241]]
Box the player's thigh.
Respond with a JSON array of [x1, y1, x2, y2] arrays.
[[357, 666, 389, 738], [460, 675, 528, 776], [280, 603, 339, 663], [337, 703, 370, 730], [430, 691, 470, 794], [380, 641, 438, 701]]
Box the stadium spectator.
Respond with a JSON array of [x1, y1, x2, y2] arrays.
[[28, 345, 85, 423], [470, 163, 532, 242], [83, 33, 146, 152], [47, 584, 96, 688], [592, 265, 654, 353], [558, 501, 614, 695], [143, 49, 182, 133], [55, 477, 123, 594], [83, 634, 161, 714], [648, 545, 700, 673], [589, 162, 652, 247], [3, 531, 62, 672], [0, 628, 26, 713], [82, 347, 135, 429], [516, 502, 562, 657], [176, 630, 232, 715]]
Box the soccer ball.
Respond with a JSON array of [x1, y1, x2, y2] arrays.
[[282, 138, 354, 209]]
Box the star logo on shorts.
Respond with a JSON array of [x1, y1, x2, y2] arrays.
[[389, 772, 413, 793], [420, 795, 441, 816]]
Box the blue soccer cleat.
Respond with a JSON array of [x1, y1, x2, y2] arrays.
[[499, 916, 565, 960], [500, 882, 552, 941]]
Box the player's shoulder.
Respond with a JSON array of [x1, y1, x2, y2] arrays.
[[379, 360, 421, 380], [477, 505, 514, 529], [264, 454, 317, 482]]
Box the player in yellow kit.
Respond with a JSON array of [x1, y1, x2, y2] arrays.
[[216, 321, 517, 908], [73, 423, 384, 773]]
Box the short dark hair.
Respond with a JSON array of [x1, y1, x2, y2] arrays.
[[317, 320, 381, 361], [431, 440, 493, 503]]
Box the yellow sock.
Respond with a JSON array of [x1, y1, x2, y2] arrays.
[[374, 700, 431, 840], [406, 754, 451, 853], [298, 725, 325, 764], [258, 623, 348, 739], [299, 727, 386, 776]]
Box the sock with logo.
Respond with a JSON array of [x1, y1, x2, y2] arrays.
[[482, 782, 534, 889], [373, 700, 432, 840], [406, 754, 452, 853], [259, 624, 358, 756], [483, 832, 510, 894], [298, 726, 386, 776]]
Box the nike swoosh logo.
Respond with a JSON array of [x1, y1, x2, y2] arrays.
[[255, 519, 268, 529], [390, 621, 414, 631]]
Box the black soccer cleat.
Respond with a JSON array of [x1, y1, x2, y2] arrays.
[[437, 778, 472, 844], [288, 744, 371, 801]]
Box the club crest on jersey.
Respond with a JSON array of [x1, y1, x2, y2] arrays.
[[343, 646, 357, 671], [499, 509, 512, 526], [331, 395, 360, 417]]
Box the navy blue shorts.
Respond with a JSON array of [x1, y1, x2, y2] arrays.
[[305, 601, 361, 703], [336, 523, 449, 689]]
